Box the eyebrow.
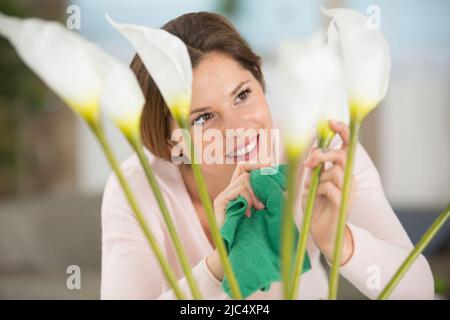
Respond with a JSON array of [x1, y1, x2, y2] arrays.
[[190, 106, 211, 115], [230, 79, 250, 97], [190, 79, 251, 115]]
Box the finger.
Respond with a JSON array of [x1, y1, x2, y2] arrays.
[[316, 181, 341, 209], [231, 163, 270, 180], [302, 187, 309, 195], [222, 184, 254, 217], [302, 186, 312, 199], [229, 172, 250, 188], [318, 166, 344, 190], [349, 176, 357, 208], [238, 188, 254, 217], [329, 120, 350, 150], [304, 166, 343, 189], [243, 177, 265, 210], [215, 182, 244, 209], [233, 173, 264, 212], [318, 168, 355, 194], [303, 165, 312, 186], [304, 148, 346, 169], [314, 173, 356, 211]]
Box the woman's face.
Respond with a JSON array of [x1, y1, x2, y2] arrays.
[[170, 51, 274, 194]]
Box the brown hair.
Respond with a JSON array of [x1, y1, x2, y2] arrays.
[[130, 12, 266, 160]]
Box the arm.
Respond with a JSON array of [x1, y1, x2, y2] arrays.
[[338, 140, 434, 299], [100, 173, 228, 300]]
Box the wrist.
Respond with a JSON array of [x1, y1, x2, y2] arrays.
[[206, 250, 224, 281], [317, 224, 354, 266], [340, 225, 355, 266]]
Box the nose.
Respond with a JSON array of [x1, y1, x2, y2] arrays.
[[220, 106, 261, 150], [221, 105, 257, 132]]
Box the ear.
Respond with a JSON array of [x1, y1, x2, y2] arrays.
[[166, 139, 183, 157], [167, 138, 192, 165]]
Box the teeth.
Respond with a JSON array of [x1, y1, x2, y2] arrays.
[[227, 138, 257, 158]]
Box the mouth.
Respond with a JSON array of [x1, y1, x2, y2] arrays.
[[225, 134, 259, 161]]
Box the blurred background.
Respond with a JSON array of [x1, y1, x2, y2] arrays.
[[0, 0, 448, 299]]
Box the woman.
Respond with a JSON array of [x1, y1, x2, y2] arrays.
[[100, 12, 433, 299]]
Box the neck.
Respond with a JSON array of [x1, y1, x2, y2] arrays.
[[178, 165, 197, 202], [178, 164, 227, 206]]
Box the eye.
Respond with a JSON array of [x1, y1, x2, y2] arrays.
[[191, 112, 213, 126], [235, 88, 252, 104]]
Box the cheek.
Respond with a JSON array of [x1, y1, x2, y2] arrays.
[[248, 98, 272, 124]]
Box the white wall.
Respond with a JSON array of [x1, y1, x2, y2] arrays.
[[75, 117, 132, 194], [379, 51, 449, 208]]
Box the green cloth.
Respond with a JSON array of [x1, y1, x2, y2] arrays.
[[220, 164, 312, 299]]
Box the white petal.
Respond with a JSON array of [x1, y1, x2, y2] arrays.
[[106, 15, 192, 115], [0, 13, 145, 129], [277, 36, 347, 143], [322, 33, 349, 125], [99, 57, 145, 134], [0, 13, 105, 114], [323, 8, 391, 109]]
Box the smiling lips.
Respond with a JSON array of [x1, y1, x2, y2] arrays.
[[225, 134, 259, 161]]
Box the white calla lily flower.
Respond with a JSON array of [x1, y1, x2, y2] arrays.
[[286, 31, 349, 299], [106, 14, 192, 121], [277, 36, 350, 299], [0, 13, 146, 136], [0, 12, 105, 122], [99, 58, 145, 137], [321, 7, 391, 300], [317, 31, 349, 145], [322, 7, 391, 121], [277, 36, 346, 156]]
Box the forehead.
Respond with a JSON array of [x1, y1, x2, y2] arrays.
[[192, 51, 253, 98]]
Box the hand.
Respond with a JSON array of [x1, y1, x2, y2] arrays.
[[213, 163, 266, 227], [207, 163, 267, 281], [302, 120, 356, 264]]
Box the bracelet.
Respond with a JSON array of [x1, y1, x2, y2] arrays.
[[339, 225, 355, 267]]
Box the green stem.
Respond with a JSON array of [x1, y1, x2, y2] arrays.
[[281, 153, 300, 299], [87, 121, 185, 300], [128, 136, 202, 300], [178, 118, 242, 300], [288, 138, 329, 299], [377, 203, 450, 300], [328, 119, 360, 300]]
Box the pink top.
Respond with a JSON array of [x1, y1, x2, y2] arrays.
[[100, 134, 434, 299]]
